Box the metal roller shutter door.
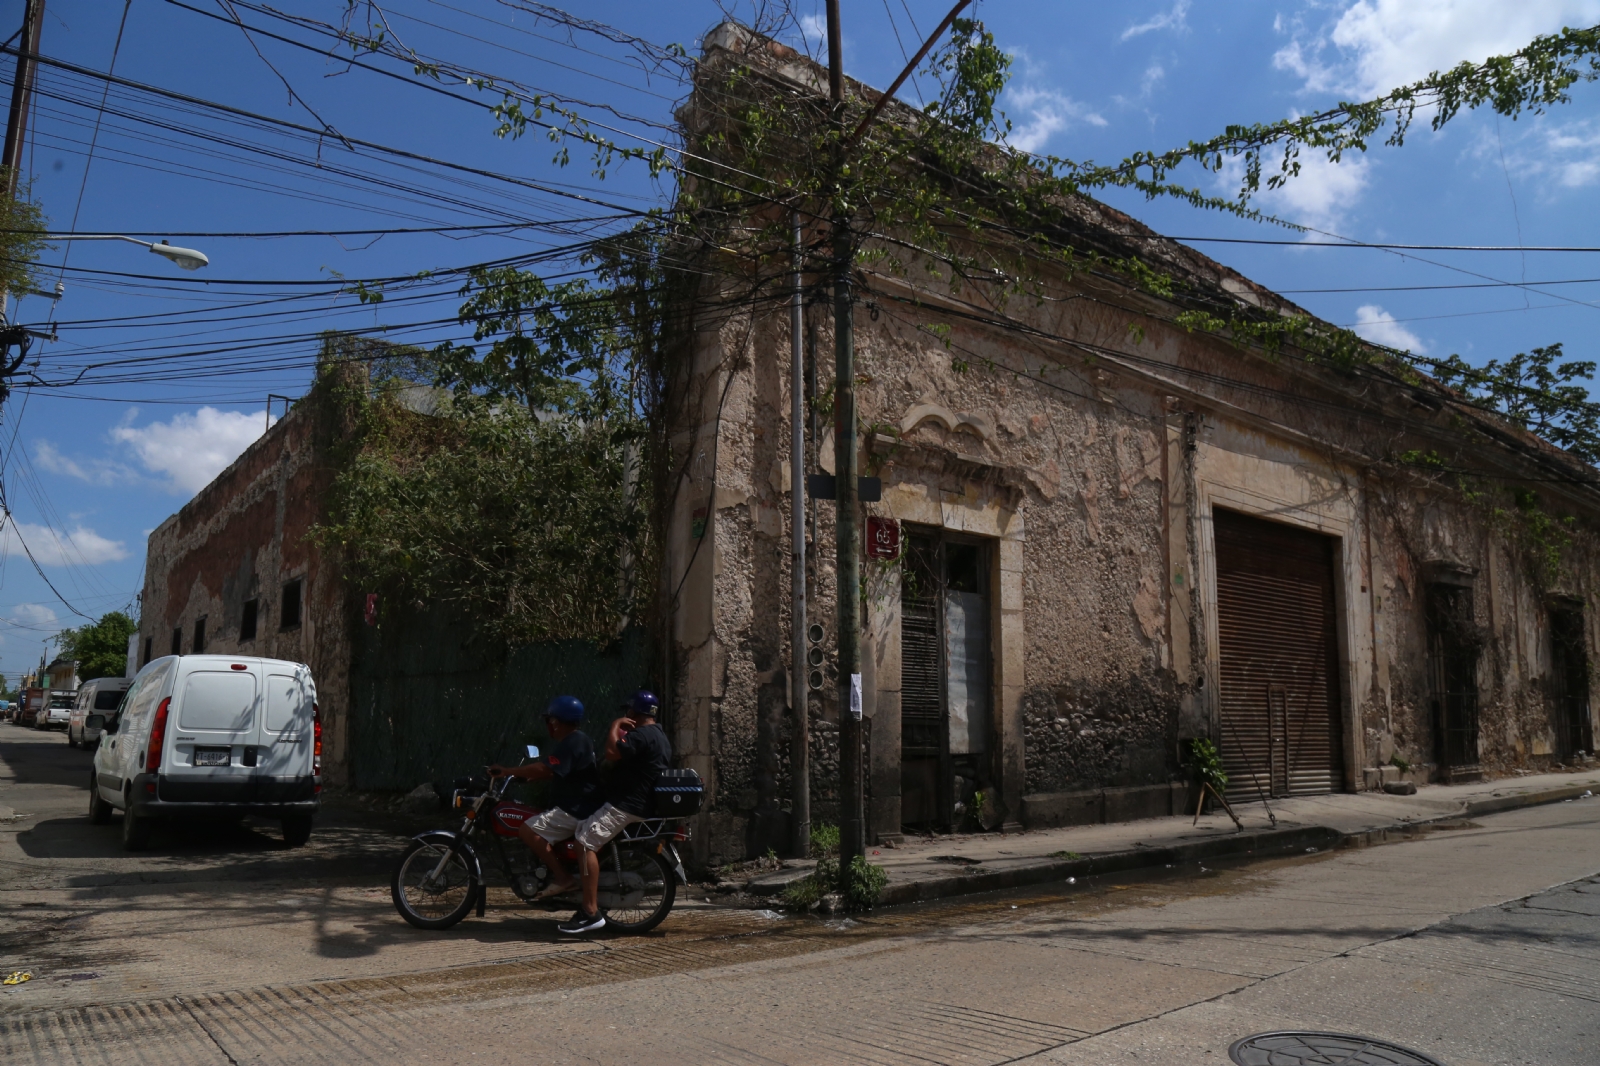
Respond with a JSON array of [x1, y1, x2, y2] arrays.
[[1214, 509, 1343, 798]]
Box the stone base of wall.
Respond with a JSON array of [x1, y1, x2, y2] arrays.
[[1021, 782, 1193, 829]]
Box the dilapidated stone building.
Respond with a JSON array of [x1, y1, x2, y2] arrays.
[[138, 379, 357, 780], [665, 26, 1600, 862], [138, 361, 655, 794]]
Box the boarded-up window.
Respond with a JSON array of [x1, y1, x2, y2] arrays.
[[1426, 581, 1480, 773], [1549, 604, 1592, 760]]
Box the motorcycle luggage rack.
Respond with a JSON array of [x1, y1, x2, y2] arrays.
[[620, 818, 689, 843]]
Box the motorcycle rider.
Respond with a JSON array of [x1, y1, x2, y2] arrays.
[[488, 695, 600, 900], [558, 689, 671, 935]]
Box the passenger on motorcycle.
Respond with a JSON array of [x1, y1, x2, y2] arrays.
[[487, 695, 600, 900], [559, 689, 672, 935]]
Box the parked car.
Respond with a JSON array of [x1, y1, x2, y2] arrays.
[[89, 655, 320, 851], [68, 678, 131, 749], [38, 692, 76, 730], [0, 701, 10, 723]]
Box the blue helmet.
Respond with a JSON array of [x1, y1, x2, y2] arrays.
[[544, 695, 584, 723], [629, 689, 660, 718]]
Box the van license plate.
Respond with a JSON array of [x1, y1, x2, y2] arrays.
[[193, 748, 231, 766]]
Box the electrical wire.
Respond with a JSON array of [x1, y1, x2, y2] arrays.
[[53, 0, 133, 293]]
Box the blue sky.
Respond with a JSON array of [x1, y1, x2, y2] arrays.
[[1, 0, 1598, 682]]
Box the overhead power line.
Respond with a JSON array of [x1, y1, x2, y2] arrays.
[[0, 44, 652, 218], [5, 216, 635, 239], [1167, 236, 1600, 252], [1279, 278, 1600, 294]]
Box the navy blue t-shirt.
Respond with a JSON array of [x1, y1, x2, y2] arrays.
[[606, 721, 671, 816], [544, 730, 600, 817]]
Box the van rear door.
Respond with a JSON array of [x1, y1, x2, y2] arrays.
[[258, 665, 315, 801], [163, 661, 263, 802]]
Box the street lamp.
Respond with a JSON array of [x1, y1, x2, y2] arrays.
[[43, 234, 210, 271]]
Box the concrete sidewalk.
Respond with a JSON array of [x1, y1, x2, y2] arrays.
[[744, 768, 1600, 906]]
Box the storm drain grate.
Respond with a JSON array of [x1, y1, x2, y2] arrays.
[[1229, 1031, 1446, 1065]]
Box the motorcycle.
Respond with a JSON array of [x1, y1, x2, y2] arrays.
[[390, 746, 699, 935]]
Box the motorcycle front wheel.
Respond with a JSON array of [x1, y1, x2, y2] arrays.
[[602, 848, 676, 934], [392, 839, 477, 930]]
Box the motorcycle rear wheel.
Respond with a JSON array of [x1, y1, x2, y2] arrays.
[[392, 839, 477, 930], [601, 848, 676, 934]]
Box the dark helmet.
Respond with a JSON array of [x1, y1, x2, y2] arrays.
[[628, 689, 660, 718], [544, 695, 584, 723]]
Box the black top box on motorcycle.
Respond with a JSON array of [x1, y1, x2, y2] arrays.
[[651, 768, 704, 816]]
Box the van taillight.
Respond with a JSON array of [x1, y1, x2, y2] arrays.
[[312, 702, 322, 775], [145, 697, 171, 773]]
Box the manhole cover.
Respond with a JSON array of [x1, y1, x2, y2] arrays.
[[1229, 1031, 1446, 1065]]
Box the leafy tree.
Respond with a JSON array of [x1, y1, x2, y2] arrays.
[[1432, 345, 1600, 464], [316, 387, 647, 645], [0, 167, 47, 304], [315, 232, 669, 646], [55, 612, 137, 681]]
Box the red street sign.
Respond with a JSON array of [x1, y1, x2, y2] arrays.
[[866, 516, 900, 559]]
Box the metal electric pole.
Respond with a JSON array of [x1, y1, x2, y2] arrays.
[[824, 0, 865, 866]]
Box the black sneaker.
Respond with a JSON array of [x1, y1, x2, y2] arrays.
[[558, 909, 605, 935]]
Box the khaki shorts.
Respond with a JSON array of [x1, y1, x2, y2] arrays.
[[575, 802, 643, 851], [525, 807, 580, 843]]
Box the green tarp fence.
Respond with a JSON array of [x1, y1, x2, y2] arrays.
[[348, 607, 653, 791]]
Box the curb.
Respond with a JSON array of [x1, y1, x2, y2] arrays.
[[877, 825, 1339, 907], [872, 781, 1595, 909], [1463, 782, 1595, 817]]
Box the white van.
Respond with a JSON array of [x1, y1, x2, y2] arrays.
[[88, 655, 320, 851], [69, 677, 132, 748]]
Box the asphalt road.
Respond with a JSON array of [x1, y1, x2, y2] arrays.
[[2, 721, 1598, 1066]]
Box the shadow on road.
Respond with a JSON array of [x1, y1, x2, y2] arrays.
[[17, 816, 411, 884], [0, 735, 96, 787]]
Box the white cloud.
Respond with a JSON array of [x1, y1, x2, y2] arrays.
[[0, 602, 59, 646], [33, 440, 134, 486], [1526, 118, 1600, 188], [1005, 86, 1106, 153], [1462, 116, 1600, 196], [1351, 304, 1427, 352], [1122, 0, 1191, 41], [109, 407, 274, 494], [797, 13, 826, 49], [1218, 152, 1372, 233], [11, 603, 58, 628], [0, 519, 128, 566], [1276, 1, 1600, 98]]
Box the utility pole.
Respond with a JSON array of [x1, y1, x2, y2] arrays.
[[2, 0, 43, 200], [825, 0, 865, 866], [790, 212, 810, 858], [1, 0, 43, 331]]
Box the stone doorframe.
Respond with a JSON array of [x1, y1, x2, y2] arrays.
[[1186, 420, 1369, 791], [868, 478, 1027, 841]]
